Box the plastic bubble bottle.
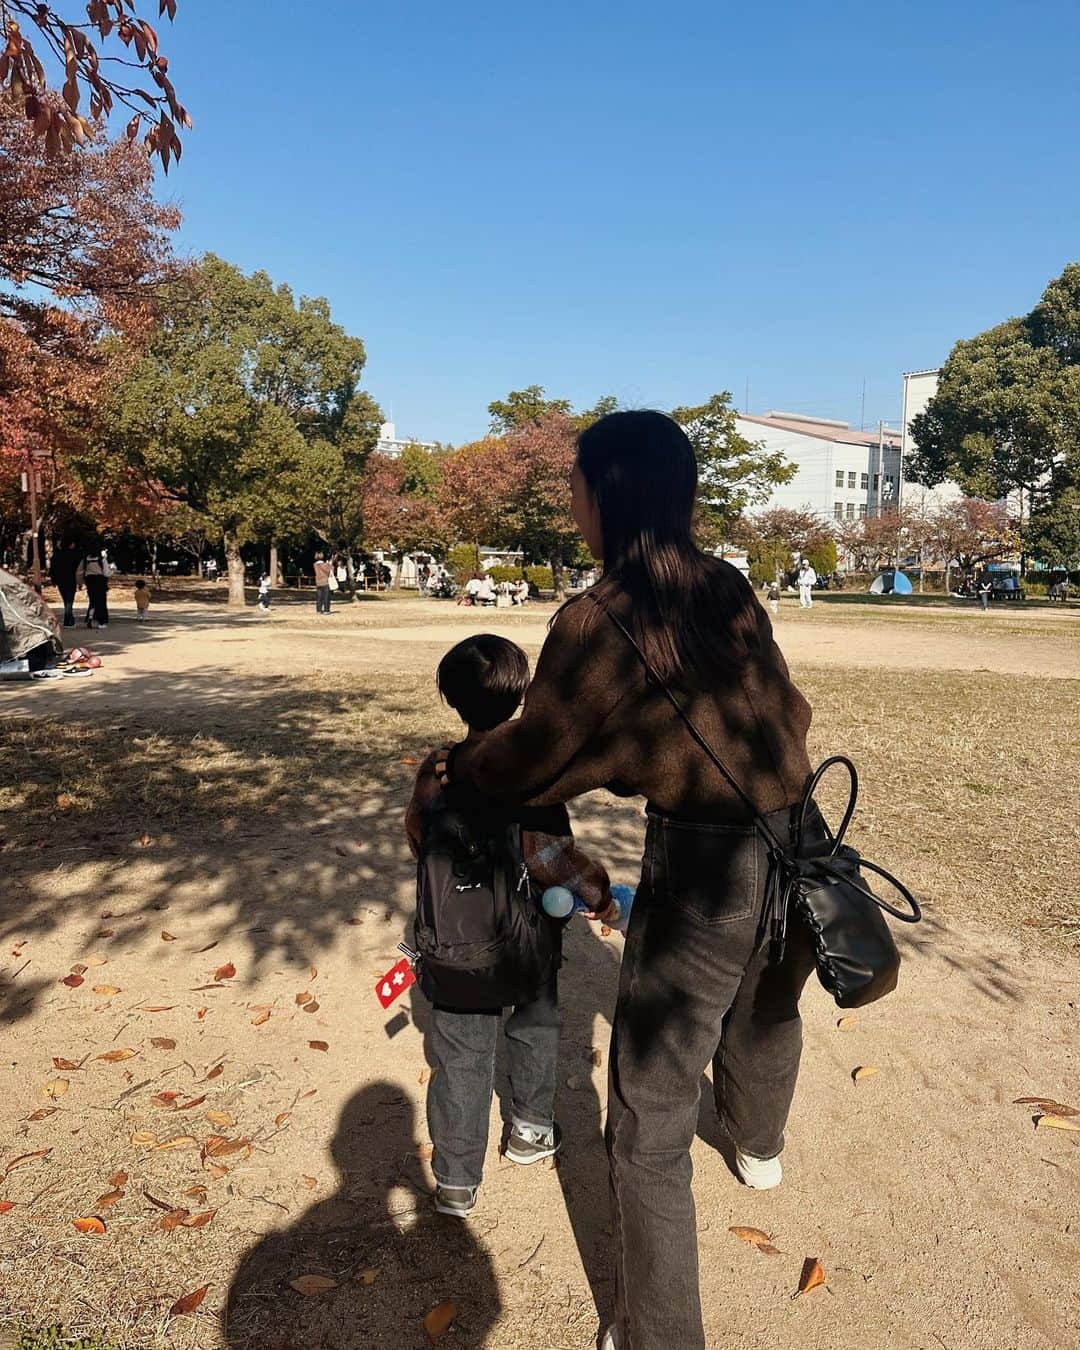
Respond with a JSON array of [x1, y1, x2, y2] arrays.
[[540, 883, 636, 932]]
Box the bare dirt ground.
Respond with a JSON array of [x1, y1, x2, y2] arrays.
[[1, 591, 1077, 1350]]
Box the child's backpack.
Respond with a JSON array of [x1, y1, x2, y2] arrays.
[[414, 792, 560, 1009]]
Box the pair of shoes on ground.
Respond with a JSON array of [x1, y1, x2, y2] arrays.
[[434, 1122, 562, 1219]]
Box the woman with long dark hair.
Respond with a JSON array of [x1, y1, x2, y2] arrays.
[[438, 410, 816, 1349]]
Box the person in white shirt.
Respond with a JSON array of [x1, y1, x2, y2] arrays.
[[475, 575, 496, 606], [797, 559, 817, 609]]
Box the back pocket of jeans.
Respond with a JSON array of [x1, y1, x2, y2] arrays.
[[655, 821, 758, 926]]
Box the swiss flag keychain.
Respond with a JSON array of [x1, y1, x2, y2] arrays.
[[375, 947, 417, 1009]]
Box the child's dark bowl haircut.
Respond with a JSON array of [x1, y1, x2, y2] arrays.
[[437, 635, 530, 731]]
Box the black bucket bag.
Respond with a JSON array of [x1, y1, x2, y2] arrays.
[[605, 608, 922, 1008]]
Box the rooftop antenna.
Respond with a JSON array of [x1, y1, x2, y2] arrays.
[[744, 377, 750, 414], [860, 377, 867, 432]]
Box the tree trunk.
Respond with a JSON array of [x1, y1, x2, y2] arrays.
[[151, 537, 159, 580], [945, 560, 952, 595], [551, 555, 566, 603], [917, 547, 924, 593], [269, 538, 282, 587], [224, 530, 246, 609]]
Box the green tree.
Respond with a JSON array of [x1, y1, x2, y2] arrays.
[[671, 393, 796, 546], [95, 254, 375, 606], [1025, 471, 1080, 569], [488, 385, 573, 433]]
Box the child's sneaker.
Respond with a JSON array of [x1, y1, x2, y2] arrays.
[[434, 1184, 477, 1218], [505, 1121, 562, 1165]]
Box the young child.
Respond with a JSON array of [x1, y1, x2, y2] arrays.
[[134, 579, 151, 621], [405, 634, 615, 1219], [257, 574, 271, 611], [766, 578, 780, 616]]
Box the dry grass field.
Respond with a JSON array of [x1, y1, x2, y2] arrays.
[[1, 591, 1077, 1350]]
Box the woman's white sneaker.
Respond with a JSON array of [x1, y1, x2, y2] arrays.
[[600, 1327, 620, 1350], [734, 1147, 783, 1190]]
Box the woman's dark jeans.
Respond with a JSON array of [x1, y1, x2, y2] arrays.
[[84, 575, 108, 626], [315, 584, 331, 613], [606, 810, 816, 1349], [426, 977, 559, 1189]]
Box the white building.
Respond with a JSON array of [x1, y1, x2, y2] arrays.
[[375, 421, 436, 459], [899, 369, 962, 516], [735, 411, 902, 524]]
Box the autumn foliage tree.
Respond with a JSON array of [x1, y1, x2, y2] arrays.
[[1, 0, 190, 166]]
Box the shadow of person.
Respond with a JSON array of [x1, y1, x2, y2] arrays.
[[225, 1081, 502, 1349]]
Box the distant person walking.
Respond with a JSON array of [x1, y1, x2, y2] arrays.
[[314, 552, 333, 613], [797, 558, 817, 609], [49, 540, 80, 627], [978, 577, 992, 611], [134, 579, 151, 621], [258, 574, 271, 612], [76, 547, 109, 629], [767, 578, 780, 617]]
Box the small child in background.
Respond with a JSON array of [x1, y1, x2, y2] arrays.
[[405, 634, 615, 1219], [134, 579, 151, 621], [258, 574, 271, 611], [766, 579, 780, 617]]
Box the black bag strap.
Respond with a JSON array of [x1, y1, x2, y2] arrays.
[[598, 602, 921, 926]]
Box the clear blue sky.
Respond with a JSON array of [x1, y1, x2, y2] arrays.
[[157, 1, 1080, 445]]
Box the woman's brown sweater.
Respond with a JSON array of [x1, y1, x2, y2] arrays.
[[448, 573, 813, 820]]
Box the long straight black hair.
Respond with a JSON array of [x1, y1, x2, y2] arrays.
[[575, 410, 765, 683]]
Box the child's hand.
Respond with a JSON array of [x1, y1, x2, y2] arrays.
[[433, 746, 454, 787], [584, 896, 619, 925]]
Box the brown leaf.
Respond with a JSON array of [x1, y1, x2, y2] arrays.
[[144, 1190, 175, 1212], [160, 1207, 191, 1232], [70, 964, 88, 975], [301, 1175, 318, 1189], [83, 954, 108, 967], [1014, 1097, 1079, 1117], [4, 1149, 51, 1174], [153, 1135, 198, 1152], [56, 792, 76, 811], [110, 1171, 129, 1188], [423, 1300, 458, 1341], [1036, 1114, 1080, 1133], [274, 1112, 291, 1127], [251, 1009, 271, 1027], [61, 973, 84, 988], [795, 1257, 826, 1296], [290, 1274, 338, 1295], [729, 1226, 773, 1247], [184, 1209, 217, 1228], [418, 1067, 431, 1085], [295, 991, 313, 1006], [191, 984, 225, 992], [213, 962, 236, 982], [303, 1001, 320, 1014], [417, 1143, 434, 1161], [196, 1008, 208, 1020], [43, 1079, 69, 1100], [96, 1189, 125, 1209], [202, 1064, 224, 1081], [836, 1015, 858, 1031], [206, 1111, 235, 1128], [73, 1216, 106, 1235], [52, 1058, 81, 1071], [96, 1049, 138, 1063], [26, 1108, 57, 1122], [176, 1095, 207, 1112], [589, 1048, 603, 1067], [196, 941, 219, 953], [358, 1267, 379, 1285], [308, 1040, 329, 1052], [129, 1131, 158, 1147], [93, 985, 122, 996], [600, 924, 612, 937], [142, 1005, 177, 1013], [136, 833, 154, 847], [0, 1201, 15, 1213], [170, 1284, 210, 1316], [150, 1038, 177, 1050], [151, 1092, 181, 1108], [161, 931, 177, 942], [852, 1065, 878, 1083], [204, 1162, 229, 1179], [97, 929, 116, 939]]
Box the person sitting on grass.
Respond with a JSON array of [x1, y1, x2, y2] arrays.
[[405, 634, 616, 1220]]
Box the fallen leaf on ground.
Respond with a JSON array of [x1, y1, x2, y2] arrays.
[[600, 924, 612, 937], [423, 1300, 458, 1341], [183, 1185, 208, 1203], [142, 1005, 176, 1013], [177, 1095, 207, 1112], [97, 929, 115, 939], [70, 963, 88, 975], [151, 1092, 181, 1108], [213, 962, 236, 982], [401, 757, 419, 766], [150, 1038, 177, 1050], [358, 1267, 379, 1285], [61, 974, 84, 988], [56, 793, 76, 811], [204, 1136, 251, 1159], [836, 1015, 858, 1031], [0, 1201, 15, 1213], [197, 942, 218, 953], [93, 985, 121, 996], [204, 1163, 229, 1179], [1036, 1114, 1080, 1133], [308, 1040, 329, 1052], [83, 954, 108, 967], [196, 1008, 207, 1020], [295, 991, 313, 1006], [191, 983, 225, 992], [309, 966, 318, 980], [160, 1208, 191, 1232], [794, 1258, 826, 1297], [184, 1209, 216, 1228], [52, 1058, 81, 1071], [729, 1226, 773, 1248], [73, 1216, 106, 1235], [136, 833, 154, 847], [290, 1274, 338, 1295], [301, 1175, 317, 1189], [274, 1112, 290, 1127], [251, 1010, 271, 1027], [417, 1143, 434, 1161], [153, 1135, 199, 1152], [161, 931, 177, 942], [109, 1171, 128, 1188], [1014, 1097, 1079, 1117], [202, 1064, 224, 1081], [130, 1131, 157, 1147], [303, 1001, 320, 1014], [170, 1284, 210, 1316], [26, 1108, 57, 1122], [852, 1065, 878, 1083], [43, 1079, 69, 1099], [96, 1189, 124, 1209], [206, 1111, 235, 1128], [4, 1149, 51, 1174], [96, 1049, 137, 1063], [589, 1048, 603, 1067]]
